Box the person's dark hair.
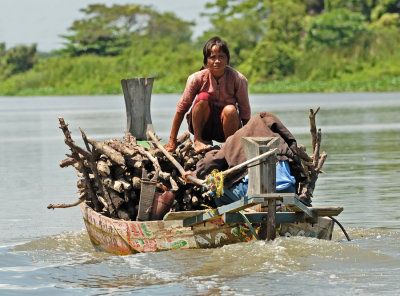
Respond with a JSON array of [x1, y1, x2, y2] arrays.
[[203, 36, 230, 66]]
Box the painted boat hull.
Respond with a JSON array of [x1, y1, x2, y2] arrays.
[[80, 202, 334, 255]]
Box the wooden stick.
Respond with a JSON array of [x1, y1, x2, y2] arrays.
[[147, 131, 205, 186], [86, 137, 125, 166], [59, 157, 76, 168], [148, 131, 278, 189], [177, 131, 191, 146], [312, 129, 321, 167], [47, 198, 85, 209], [48, 191, 87, 209], [59, 119, 91, 159], [105, 139, 136, 156], [316, 151, 327, 173], [123, 132, 137, 146], [309, 107, 320, 152], [111, 136, 162, 172], [58, 117, 101, 211], [135, 145, 162, 172], [221, 148, 278, 178], [80, 128, 117, 217], [297, 144, 312, 162]]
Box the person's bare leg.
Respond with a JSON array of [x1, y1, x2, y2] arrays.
[[192, 100, 212, 152], [221, 105, 240, 139]]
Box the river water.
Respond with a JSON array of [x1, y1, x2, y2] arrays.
[[0, 92, 399, 295]]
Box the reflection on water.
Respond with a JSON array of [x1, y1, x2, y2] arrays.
[[0, 92, 399, 295]]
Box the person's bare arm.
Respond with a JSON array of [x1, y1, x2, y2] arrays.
[[165, 112, 185, 152]]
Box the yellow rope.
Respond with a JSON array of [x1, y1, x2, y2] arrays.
[[201, 204, 218, 216], [206, 169, 224, 198]]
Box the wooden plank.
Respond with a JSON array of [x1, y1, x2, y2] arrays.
[[282, 195, 318, 220], [242, 137, 279, 197], [137, 179, 156, 221], [242, 137, 280, 241], [250, 194, 342, 217], [267, 199, 276, 240], [249, 192, 296, 201], [163, 210, 208, 221], [223, 212, 305, 224], [310, 207, 343, 216], [182, 196, 265, 226]]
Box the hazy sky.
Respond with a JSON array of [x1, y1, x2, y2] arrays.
[[0, 0, 211, 52]]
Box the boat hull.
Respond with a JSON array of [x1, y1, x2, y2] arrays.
[[80, 202, 334, 255]]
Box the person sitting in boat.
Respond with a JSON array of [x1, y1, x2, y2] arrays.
[[183, 111, 308, 206], [165, 36, 251, 154]]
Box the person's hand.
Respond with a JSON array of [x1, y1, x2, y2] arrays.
[[182, 171, 195, 183], [164, 137, 177, 152]]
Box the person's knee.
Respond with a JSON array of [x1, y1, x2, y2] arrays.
[[193, 99, 209, 114], [222, 105, 238, 119], [197, 92, 210, 101]]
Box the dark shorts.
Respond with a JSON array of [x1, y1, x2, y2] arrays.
[[186, 92, 227, 143]]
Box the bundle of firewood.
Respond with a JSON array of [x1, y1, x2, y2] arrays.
[[51, 117, 214, 220], [49, 108, 325, 219]]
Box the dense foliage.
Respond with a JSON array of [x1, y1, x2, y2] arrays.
[[1, 0, 400, 95], [60, 4, 193, 57], [0, 43, 37, 79]]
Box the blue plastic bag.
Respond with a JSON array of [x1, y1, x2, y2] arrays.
[[215, 161, 296, 206]]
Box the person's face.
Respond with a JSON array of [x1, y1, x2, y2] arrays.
[[207, 45, 227, 79]]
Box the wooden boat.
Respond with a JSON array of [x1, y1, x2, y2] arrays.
[[76, 78, 344, 254], [81, 193, 342, 255]]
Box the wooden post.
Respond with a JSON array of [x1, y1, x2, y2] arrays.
[[121, 78, 155, 140], [242, 137, 279, 240]]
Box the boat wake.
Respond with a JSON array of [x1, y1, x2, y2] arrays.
[[1, 227, 399, 295], [9, 230, 112, 265]]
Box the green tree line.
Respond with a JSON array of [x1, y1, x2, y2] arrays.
[[1, 0, 400, 95]]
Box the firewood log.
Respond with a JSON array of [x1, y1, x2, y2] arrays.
[[297, 144, 312, 162], [105, 139, 137, 156], [97, 159, 110, 176], [309, 107, 320, 151], [117, 208, 131, 220], [177, 131, 190, 145], [59, 157, 76, 168], [109, 189, 125, 210], [159, 171, 171, 181], [131, 177, 141, 189], [97, 195, 108, 210], [58, 117, 102, 212], [118, 178, 132, 190], [169, 176, 179, 192], [312, 129, 321, 167], [86, 137, 125, 166], [123, 132, 137, 147], [111, 165, 125, 180], [191, 195, 199, 207], [316, 152, 327, 173], [80, 129, 117, 217]]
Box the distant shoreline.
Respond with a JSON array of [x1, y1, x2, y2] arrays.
[[1, 77, 399, 96]]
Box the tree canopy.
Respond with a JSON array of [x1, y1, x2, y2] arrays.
[[0, 43, 37, 79], [60, 4, 194, 56]]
